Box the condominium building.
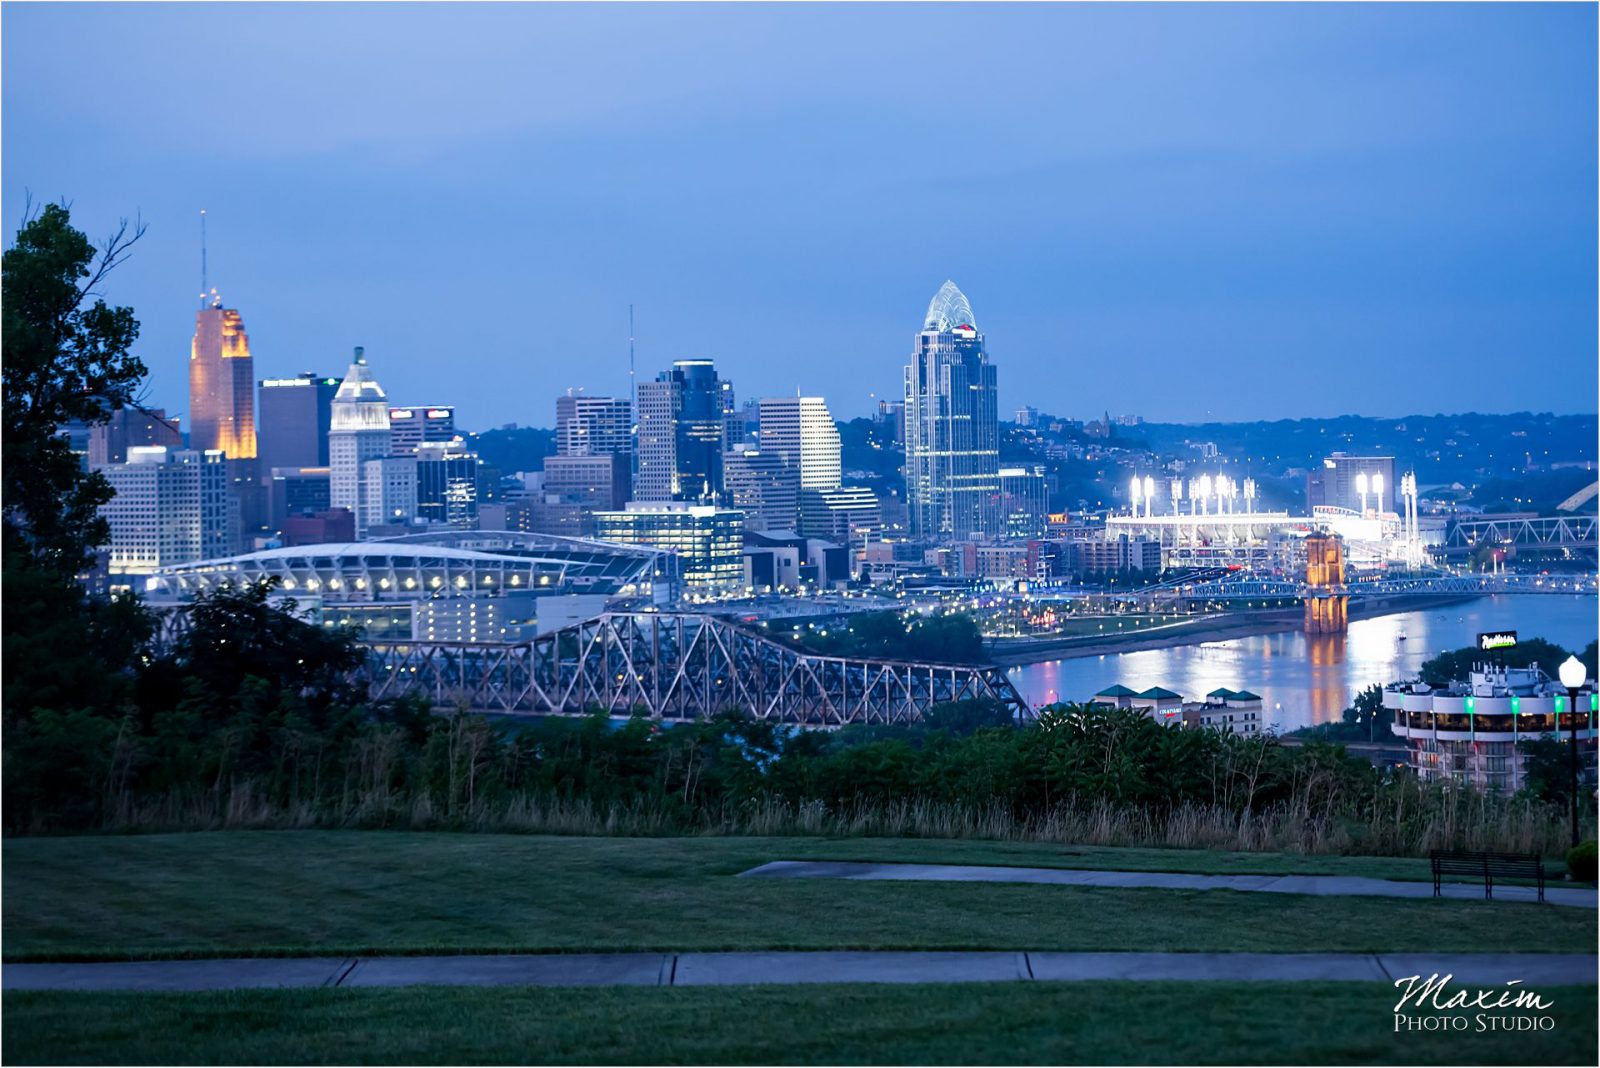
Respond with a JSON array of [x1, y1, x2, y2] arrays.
[[1385, 664, 1597, 791], [999, 465, 1049, 540]]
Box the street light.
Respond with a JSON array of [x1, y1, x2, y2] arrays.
[[1558, 655, 1588, 848]]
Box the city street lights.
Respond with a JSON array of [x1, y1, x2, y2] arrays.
[[1558, 655, 1588, 848]]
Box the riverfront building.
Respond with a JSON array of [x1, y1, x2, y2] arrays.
[[1384, 663, 1597, 791]]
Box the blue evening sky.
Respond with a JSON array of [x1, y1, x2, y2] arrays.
[[4, 2, 1595, 429]]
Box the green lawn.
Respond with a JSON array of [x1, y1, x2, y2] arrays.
[[5, 982, 1596, 1065], [4, 832, 1592, 961]]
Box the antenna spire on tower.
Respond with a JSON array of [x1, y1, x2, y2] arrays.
[[199, 209, 208, 308]]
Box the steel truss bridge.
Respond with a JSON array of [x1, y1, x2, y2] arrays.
[[1438, 515, 1596, 558], [364, 612, 1030, 726]]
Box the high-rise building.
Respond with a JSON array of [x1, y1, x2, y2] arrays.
[[258, 374, 339, 472], [593, 502, 744, 590], [96, 447, 229, 575], [267, 466, 332, 533], [362, 455, 419, 532], [798, 486, 881, 549], [330, 347, 411, 538], [758, 397, 842, 491], [388, 406, 457, 456], [634, 359, 731, 502], [416, 438, 482, 527], [904, 280, 1001, 541], [542, 453, 631, 511], [188, 300, 256, 459], [998, 465, 1050, 540], [88, 407, 183, 466], [555, 392, 633, 458], [723, 448, 800, 531]]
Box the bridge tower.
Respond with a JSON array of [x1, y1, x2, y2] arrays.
[[1303, 532, 1348, 633]]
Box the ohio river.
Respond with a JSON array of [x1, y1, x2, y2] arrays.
[[1006, 594, 1599, 732]]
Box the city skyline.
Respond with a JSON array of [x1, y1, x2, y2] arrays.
[[4, 4, 1596, 430]]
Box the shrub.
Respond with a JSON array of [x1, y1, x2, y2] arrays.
[[1565, 840, 1597, 883]]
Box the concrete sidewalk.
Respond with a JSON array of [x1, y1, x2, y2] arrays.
[[5, 952, 1595, 992], [740, 861, 1599, 909]]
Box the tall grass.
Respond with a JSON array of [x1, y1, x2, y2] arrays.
[[90, 782, 1586, 859]]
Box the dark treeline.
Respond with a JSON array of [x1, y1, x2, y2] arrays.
[[5, 580, 1592, 860]]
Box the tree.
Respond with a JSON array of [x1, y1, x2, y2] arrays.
[[3, 201, 146, 574], [1418, 638, 1574, 688], [2, 203, 152, 723]]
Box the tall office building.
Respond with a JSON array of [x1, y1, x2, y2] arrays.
[[593, 503, 744, 590], [388, 405, 457, 456], [904, 281, 1001, 541], [416, 438, 482, 527], [723, 448, 800, 531], [330, 347, 411, 538], [88, 407, 183, 466], [189, 299, 256, 459], [758, 397, 842, 491], [96, 447, 229, 574], [258, 374, 339, 472], [634, 359, 732, 502], [555, 392, 633, 457]]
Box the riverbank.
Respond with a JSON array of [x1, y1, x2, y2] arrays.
[[986, 594, 1477, 666]]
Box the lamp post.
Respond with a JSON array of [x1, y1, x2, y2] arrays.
[[1558, 655, 1588, 848]]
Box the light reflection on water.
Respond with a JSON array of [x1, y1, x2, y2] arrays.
[[1007, 595, 1599, 733]]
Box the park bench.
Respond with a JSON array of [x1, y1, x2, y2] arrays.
[[1430, 849, 1545, 903]]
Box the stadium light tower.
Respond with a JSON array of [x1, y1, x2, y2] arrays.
[[1129, 475, 1142, 517], [1356, 472, 1369, 515], [1373, 472, 1385, 516]]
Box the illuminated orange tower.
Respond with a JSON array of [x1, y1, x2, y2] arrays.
[[1303, 531, 1348, 633], [188, 297, 256, 459]]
